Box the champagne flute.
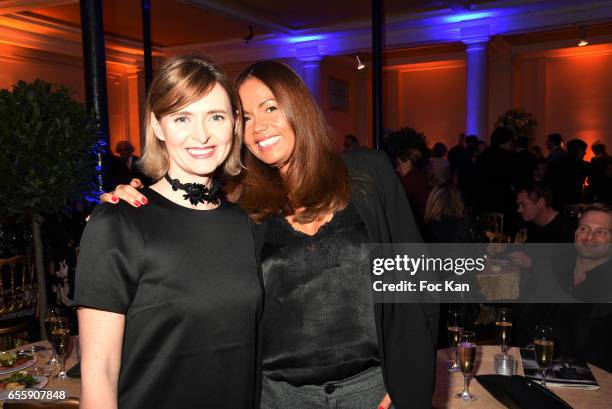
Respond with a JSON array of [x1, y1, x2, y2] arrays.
[[44, 315, 68, 366], [447, 309, 464, 372], [456, 331, 477, 402], [50, 327, 71, 379], [495, 308, 512, 356], [534, 326, 554, 388]]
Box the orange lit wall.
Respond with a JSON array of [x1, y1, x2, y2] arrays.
[[0, 46, 143, 155], [0, 53, 85, 102], [544, 48, 612, 160], [393, 61, 466, 150]]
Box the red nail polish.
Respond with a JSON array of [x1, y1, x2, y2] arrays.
[[111, 196, 119, 203], [141, 197, 148, 205], [134, 200, 141, 207]]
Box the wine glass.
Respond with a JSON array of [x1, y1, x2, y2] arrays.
[[50, 326, 71, 379], [495, 308, 512, 356], [456, 331, 477, 402], [447, 309, 464, 372], [534, 326, 554, 388], [44, 314, 68, 366]]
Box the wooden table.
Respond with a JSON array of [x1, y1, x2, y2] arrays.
[[433, 346, 612, 409], [0, 339, 80, 406]]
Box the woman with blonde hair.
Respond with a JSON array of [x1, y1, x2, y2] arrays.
[[423, 184, 482, 243], [75, 55, 262, 409]]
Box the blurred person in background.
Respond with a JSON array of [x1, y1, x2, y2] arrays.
[[428, 142, 450, 185], [396, 148, 432, 229]]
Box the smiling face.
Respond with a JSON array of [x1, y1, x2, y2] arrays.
[[151, 83, 234, 183], [239, 77, 296, 171], [575, 210, 612, 259]]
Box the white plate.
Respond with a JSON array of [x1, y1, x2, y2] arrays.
[[0, 375, 48, 400], [0, 355, 36, 375]]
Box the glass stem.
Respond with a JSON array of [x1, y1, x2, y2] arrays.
[[50, 349, 57, 365], [541, 368, 546, 388], [463, 375, 470, 397], [58, 357, 66, 379]]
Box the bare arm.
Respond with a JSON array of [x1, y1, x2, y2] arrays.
[[78, 307, 125, 409], [100, 178, 149, 207]]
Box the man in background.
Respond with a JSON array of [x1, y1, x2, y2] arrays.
[[516, 183, 575, 244], [104, 140, 151, 191]]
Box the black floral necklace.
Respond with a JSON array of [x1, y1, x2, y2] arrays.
[[164, 174, 221, 206]]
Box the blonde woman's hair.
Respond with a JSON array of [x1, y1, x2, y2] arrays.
[[140, 55, 243, 181], [424, 184, 465, 223]]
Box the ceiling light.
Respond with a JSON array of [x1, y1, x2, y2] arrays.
[[356, 55, 365, 70], [578, 26, 588, 47]]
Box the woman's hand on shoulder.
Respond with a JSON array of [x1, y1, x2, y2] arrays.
[[100, 178, 149, 208], [378, 393, 392, 409]]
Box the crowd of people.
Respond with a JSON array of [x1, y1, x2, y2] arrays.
[[391, 127, 611, 241], [388, 127, 611, 374]]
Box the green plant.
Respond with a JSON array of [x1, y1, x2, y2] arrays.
[[495, 109, 537, 143], [0, 79, 101, 336]]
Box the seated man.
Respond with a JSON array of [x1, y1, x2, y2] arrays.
[[566, 203, 612, 301], [551, 204, 612, 372], [516, 182, 576, 243], [510, 183, 576, 346]]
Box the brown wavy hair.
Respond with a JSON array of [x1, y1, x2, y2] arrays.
[[228, 61, 351, 223], [140, 55, 243, 181]]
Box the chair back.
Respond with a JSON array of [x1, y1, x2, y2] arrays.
[[0, 255, 36, 314], [476, 212, 504, 234]]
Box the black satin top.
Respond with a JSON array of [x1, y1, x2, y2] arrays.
[[75, 188, 262, 409], [261, 203, 379, 386]]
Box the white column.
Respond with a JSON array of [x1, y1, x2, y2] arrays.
[[465, 40, 489, 139], [300, 57, 323, 104]]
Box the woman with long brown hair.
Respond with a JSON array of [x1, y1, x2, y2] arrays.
[[106, 60, 438, 409]]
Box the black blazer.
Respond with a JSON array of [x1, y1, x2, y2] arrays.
[[252, 149, 438, 408], [343, 148, 438, 409]]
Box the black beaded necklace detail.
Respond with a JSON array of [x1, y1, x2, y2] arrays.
[[164, 174, 221, 206]]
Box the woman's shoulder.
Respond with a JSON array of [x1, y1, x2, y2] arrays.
[[86, 201, 144, 234], [89, 201, 139, 220]]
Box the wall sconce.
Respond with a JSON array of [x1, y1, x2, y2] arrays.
[[578, 26, 588, 47], [355, 55, 365, 70]]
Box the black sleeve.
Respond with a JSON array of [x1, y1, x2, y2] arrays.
[[74, 203, 145, 314], [346, 150, 439, 408]]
